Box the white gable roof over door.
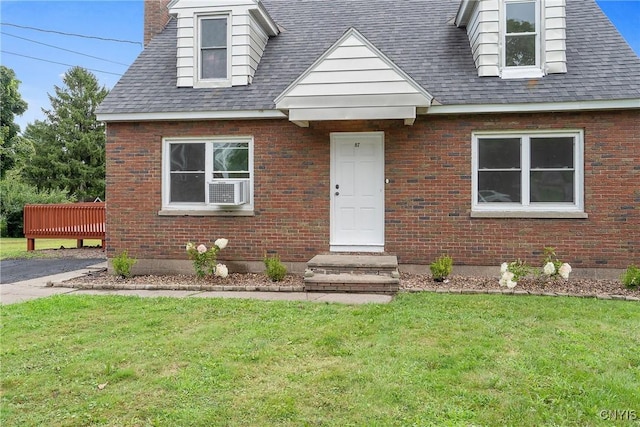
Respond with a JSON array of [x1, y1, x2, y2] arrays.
[[275, 28, 433, 126]]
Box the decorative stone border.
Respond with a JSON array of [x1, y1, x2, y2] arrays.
[[56, 281, 639, 301], [401, 288, 640, 302], [55, 282, 305, 293]]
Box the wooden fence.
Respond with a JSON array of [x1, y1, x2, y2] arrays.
[[23, 202, 106, 251]]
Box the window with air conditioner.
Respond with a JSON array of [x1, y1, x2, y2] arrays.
[[472, 130, 584, 217], [162, 137, 253, 213]]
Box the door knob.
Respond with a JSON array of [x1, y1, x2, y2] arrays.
[[335, 192, 339, 196]]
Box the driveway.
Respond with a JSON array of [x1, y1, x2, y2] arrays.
[[0, 258, 106, 284]]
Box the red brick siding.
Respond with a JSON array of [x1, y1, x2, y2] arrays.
[[144, 0, 171, 46], [105, 110, 639, 268]]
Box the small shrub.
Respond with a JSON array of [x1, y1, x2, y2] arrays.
[[264, 254, 287, 282], [112, 250, 137, 278], [430, 254, 453, 282], [621, 265, 640, 289]]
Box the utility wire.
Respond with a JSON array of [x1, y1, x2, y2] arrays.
[[1, 50, 123, 76], [1, 31, 131, 66], [0, 22, 142, 46]]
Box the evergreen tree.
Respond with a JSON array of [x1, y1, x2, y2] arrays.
[[0, 66, 28, 177], [22, 67, 109, 201]]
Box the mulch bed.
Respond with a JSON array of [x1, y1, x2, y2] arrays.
[[45, 247, 638, 300], [59, 270, 639, 301]]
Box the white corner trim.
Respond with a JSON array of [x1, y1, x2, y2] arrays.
[[455, 0, 475, 27], [250, 2, 279, 36], [96, 110, 287, 122], [426, 99, 640, 115]]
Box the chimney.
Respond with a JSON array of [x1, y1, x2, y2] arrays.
[[144, 0, 171, 46]]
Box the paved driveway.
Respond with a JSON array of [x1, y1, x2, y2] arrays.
[[0, 258, 106, 284]]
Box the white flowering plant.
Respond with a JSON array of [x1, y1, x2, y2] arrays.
[[499, 247, 572, 288], [186, 238, 229, 278], [541, 247, 572, 280], [499, 259, 530, 289]]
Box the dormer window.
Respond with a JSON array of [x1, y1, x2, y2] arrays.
[[502, 0, 543, 79], [456, 0, 565, 79], [505, 1, 537, 67], [171, 0, 279, 88], [196, 15, 230, 86]]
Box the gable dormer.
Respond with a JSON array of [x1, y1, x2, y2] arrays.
[[168, 0, 279, 88], [455, 0, 567, 79], [275, 28, 433, 127]]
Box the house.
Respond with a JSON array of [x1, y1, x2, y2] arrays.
[[96, 0, 639, 285]]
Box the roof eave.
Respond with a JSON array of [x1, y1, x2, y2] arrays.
[[96, 109, 287, 123], [425, 99, 640, 114], [253, 0, 279, 36], [455, 0, 477, 27]]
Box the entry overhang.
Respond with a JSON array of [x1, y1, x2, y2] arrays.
[[275, 28, 432, 126]]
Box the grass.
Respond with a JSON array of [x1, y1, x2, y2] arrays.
[[1, 293, 638, 426], [0, 238, 102, 260]]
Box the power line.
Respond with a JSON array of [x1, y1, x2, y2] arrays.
[[0, 22, 142, 46], [1, 50, 123, 76], [1, 31, 131, 66]]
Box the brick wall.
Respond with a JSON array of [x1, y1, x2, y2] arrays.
[[144, 0, 171, 46], [105, 110, 639, 269]]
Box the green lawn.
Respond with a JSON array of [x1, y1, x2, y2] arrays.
[[1, 293, 638, 426], [0, 237, 103, 260]]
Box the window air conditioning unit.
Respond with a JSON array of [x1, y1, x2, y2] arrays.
[[208, 180, 248, 205]]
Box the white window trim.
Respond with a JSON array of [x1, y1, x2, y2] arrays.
[[500, 0, 544, 79], [194, 13, 232, 88], [471, 130, 585, 217], [161, 136, 254, 215]]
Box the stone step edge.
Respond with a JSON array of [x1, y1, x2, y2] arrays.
[[307, 268, 400, 277], [307, 255, 398, 269], [304, 273, 400, 285]]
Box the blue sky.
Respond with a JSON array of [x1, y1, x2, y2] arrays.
[[1, 0, 639, 132]]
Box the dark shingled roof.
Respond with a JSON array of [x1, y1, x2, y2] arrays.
[[97, 0, 640, 115]]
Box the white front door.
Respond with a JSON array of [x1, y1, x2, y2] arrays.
[[330, 132, 384, 252]]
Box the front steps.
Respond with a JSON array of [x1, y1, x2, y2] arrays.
[[304, 254, 400, 294]]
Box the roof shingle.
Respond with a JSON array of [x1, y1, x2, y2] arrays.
[[97, 0, 640, 115]]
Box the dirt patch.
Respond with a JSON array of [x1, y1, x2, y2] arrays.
[[33, 247, 106, 260]]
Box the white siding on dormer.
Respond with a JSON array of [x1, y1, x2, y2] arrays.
[[170, 0, 276, 88], [458, 0, 567, 78], [467, 0, 501, 77], [544, 0, 567, 74], [280, 34, 428, 103]]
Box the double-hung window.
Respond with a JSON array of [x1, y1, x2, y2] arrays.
[[502, 0, 542, 78], [197, 15, 229, 85], [472, 131, 584, 217], [162, 137, 253, 214]]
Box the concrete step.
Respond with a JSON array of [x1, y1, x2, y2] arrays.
[[306, 254, 400, 293], [304, 273, 399, 294], [307, 254, 399, 276]]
